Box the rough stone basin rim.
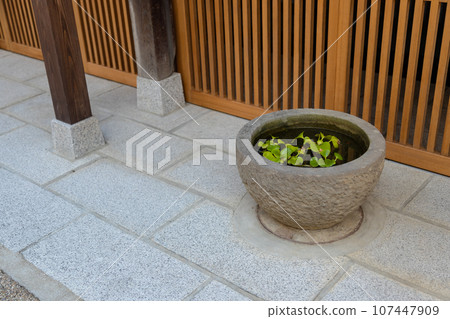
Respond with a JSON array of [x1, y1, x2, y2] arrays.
[[236, 109, 386, 230]]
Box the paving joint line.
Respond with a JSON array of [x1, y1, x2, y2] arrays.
[[349, 258, 448, 300], [147, 239, 262, 301], [388, 209, 450, 233], [399, 175, 434, 211], [0, 91, 46, 111], [182, 278, 213, 301], [18, 212, 88, 254], [313, 260, 354, 301]]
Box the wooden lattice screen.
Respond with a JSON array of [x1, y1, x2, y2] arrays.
[[0, 0, 137, 86], [173, 0, 450, 176]]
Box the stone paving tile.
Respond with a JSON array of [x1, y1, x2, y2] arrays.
[[23, 214, 207, 300], [4, 93, 111, 132], [49, 159, 199, 235], [350, 212, 450, 297], [0, 49, 11, 59], [154, 201, 344, 300], [192, 281, 251, 301], [323, 264, 436, 301], [0, 113, 24, 135], [0, 77, 42, 109], [0, 168, 84, 252], [93, 85, 209, 132], [0, 125, 99, 184], [403, 175, 450, 229], [25, 74, 121, 98], [371, 160, 432, 210], [99, 116, 191, 172], [173, 111, 248, 155], [0, 54, 46, 82], [161, 149, 246, 208]]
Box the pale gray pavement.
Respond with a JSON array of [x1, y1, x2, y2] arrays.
[[0, 50, 449, 301]]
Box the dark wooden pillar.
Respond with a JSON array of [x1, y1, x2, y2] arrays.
[[31, 0, 92, 125], [129, 0, 176, 81]]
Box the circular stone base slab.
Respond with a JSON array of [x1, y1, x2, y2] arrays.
[[258, 207, 364, 244]]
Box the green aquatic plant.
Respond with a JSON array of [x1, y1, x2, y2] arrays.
[[257, 132, 343, 167]]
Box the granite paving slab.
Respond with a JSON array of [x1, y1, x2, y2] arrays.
[[350, 212, 450, 297], [99, 116, 192, 172], [323, 264, 436, 301], [49, 159, 200, 235], [161, 148, 247, 208], [0, 168, 84, 252], [23, 214, 207, 300], [93, 85, 209, 132], [403, 175, 450, 229], [0, 54, 46, 82], [4, 93, 111, 132], [154, 201, 345, 300], [0, 113, 24, 135], [0, 77, 42, 109], [0, 125, 99, 184], [191, 281, 251, 301], [371, 161, 432, 210]]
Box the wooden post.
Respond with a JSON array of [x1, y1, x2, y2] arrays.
[[128, 0, 176, 81], [31, 0, 92, 125], [128, 0, 184, 116]]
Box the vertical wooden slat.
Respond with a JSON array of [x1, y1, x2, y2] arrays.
[[23, 0, 39, 47], [386, 0, 410, 141], [325, 0, 340, 108], [413, 1, 440, 148], [399, 0, 425, 144], [374, 0, 395, 130], [314, 0, 326, 109], [8, 1, 26, 44], [292, 0, 303, 109], [427, 6, 450, 152], [173, 0, 193, 97], [362, 0, 381, 121], [442, 98, 450, 156], [94, 1, 112, 68], [100, 0, 117, 69], [334, 0, 353, 112], [79, 0, 95, 64], [17, 0, 33, 46], [188, 0, 201, 90], [89, 0, 106, 66], [223, 0, 235, 99], [109, 2, 125, 71], [242, 0, 252, 104], [272, 0, 281, 111], [233, 0, 243, 102], [350, 0, 368, 116], [262, 0, 271, 108], [197, 0, 209, 92], [214, 0, 226, 97], [282, 0, 292, 110], [115, 0, 131, 72], [85, 0, 101, 64], [304, 0, 314, 108], [120, 0, 137, 74], [252, 0, 261, 106], [206, 0, 217, 95]]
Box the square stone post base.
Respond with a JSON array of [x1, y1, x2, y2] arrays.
[[137, 72, 185, 116], [51, 116, 105, 160]]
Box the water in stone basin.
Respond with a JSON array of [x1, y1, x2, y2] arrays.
[[257, 127, 367, 166]]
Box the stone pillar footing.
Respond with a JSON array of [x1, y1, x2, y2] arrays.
[[137, 72, 185, 116], [51, 116, 105, 160]]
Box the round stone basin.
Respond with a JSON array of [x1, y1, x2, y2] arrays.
[[236, 109, 385, 230]]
